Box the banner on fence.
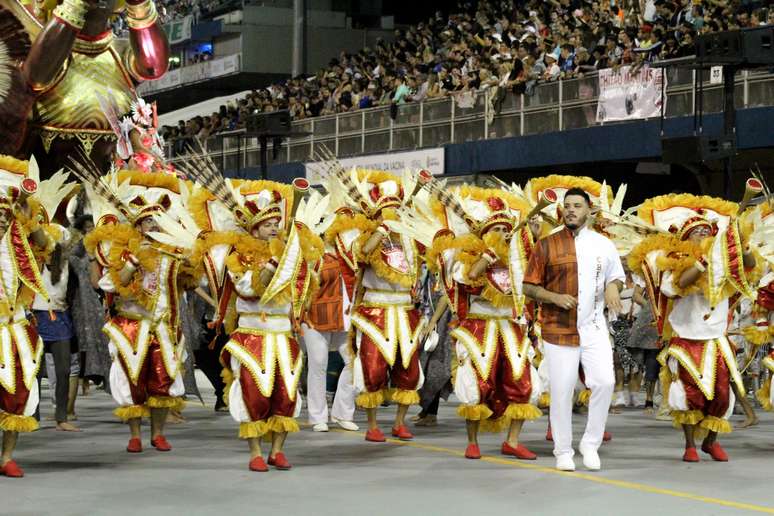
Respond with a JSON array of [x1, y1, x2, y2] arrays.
[[596, 65, 666, 122], [305, 148, 445, 185]]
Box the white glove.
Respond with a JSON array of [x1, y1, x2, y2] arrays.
[[423, 330, 439, 353]]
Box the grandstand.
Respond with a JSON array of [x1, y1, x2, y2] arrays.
[[141, 0, 774, 200]]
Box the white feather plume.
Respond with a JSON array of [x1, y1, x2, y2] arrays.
[[383, 202, 445, 248], [148, 211, 198, 251], [748, 205, 774, 266], [35, 169, 78, 220], [295, 189, 335, 235], [401, 168, 417, 201]]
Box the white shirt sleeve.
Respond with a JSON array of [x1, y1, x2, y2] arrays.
[[605, 240, 626, 286]]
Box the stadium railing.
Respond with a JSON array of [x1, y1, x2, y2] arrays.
[[164, 67, 774, 172]]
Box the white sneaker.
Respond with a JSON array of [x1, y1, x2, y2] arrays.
[[331, 418, 359, 431], [312, 423, 329, 432], [613, 391, 627, 407], [555, 455, 575, 471], [579, 444, 601, 471]]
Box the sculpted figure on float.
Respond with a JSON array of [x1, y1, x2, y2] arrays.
[[0, 0, 169, 178]]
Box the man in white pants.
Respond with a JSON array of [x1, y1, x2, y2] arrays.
[[523, 188, 624, 472], [303, 253, 359, 432]]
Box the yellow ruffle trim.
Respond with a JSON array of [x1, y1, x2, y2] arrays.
[[390, 388, 420, 406], [577, 389, 591, 406], [356, 389, 387, 409], [267, 415, 299, 433], [114, 404, 150, 421], [454, 235, 488, 288], [504, 403, 543, 421], [628, 234, 714, 298], [527, 174, 611, 205], [426, 232, 456, 273], [147, 396, 186, 411], [239, 420, 270, 439], [324, 212, 377, 245], [0, 154, 29, 175], [671, 409, 704, 428], [221, 368, 234, 406], [479, 416, 509, 433], [457, 403, 494, 421], [189, 187, 218, 231], [85, 224, 151, 308], [0, 413, 39, 433], [538, 392, 551, 408], [118, 170, 181, 194], [742, 326, 773, 346], [756, 379, 772, 411], [700, 415, 732, 434], [637, 193, 738, 226]]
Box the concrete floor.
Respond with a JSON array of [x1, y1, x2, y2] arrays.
[[5, 376, 774, 516]]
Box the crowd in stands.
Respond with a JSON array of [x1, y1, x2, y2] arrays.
[[160, 0, 774, 146]]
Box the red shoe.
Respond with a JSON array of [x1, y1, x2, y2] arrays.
[[151, 435, 172, 452], [603, 431, 612, 442], [501, 442, 537, 460], [546, 428, 553, 442], [249, 456, 268, 472], [391, 425, 414, 440], [464, 443, 481, 459], [126, 438, 143, 453], [0, 460, 24, 478], [701, 442, 729, 462], [683, 447, 700, 462], [269, 452, 292, 470], [365, 428, 386, 442]]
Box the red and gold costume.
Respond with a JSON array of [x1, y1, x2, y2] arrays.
[[0, 156, 50, 436], [426, 186, 542, 430], [324, 169, 426, 411], [628, 194, 759, 438], [187, 179, 324, 440], [84, 171, 191, 421], [741, 202, 774, 410]]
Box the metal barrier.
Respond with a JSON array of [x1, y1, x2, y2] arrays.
[[164, 67, 774, 170]]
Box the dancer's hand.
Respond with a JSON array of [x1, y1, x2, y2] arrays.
[[605, 283, 623, 314]]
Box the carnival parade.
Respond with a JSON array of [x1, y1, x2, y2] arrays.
[[1, 0, 774, 514]]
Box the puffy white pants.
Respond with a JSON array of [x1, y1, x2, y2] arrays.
[[544, 337, 615, 458], [302, 326, 357, 424]]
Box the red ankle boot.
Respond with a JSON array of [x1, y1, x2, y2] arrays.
[[701, 442, 729, 462], [391, 425, 414, 440], [126, 438, 143, 453], [501, 442, 537, 460], [0, 460, 24, 477], [682, 447, 700, 462], [269, 452, 292, 470], [464, 443, 481, 459], [365, 428, 386, 442], [249, 456, 268, 472]]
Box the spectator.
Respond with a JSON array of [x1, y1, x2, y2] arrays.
[[162, 0, 760, 138]]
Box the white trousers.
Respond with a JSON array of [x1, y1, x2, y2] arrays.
[[302, 326, 357, 424], [544, 337, 615, 458]]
